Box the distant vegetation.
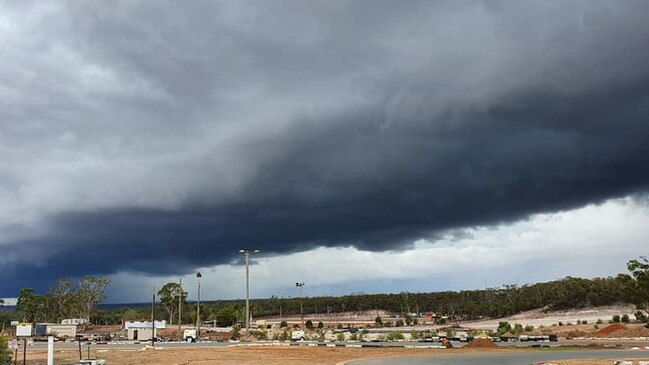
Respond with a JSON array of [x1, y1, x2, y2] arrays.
[[2, 257, 648, 329], [86, 274, 633, 326]]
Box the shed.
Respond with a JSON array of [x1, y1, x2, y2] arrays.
[[127, 327, 156, 341]]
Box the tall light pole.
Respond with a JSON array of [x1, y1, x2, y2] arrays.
[[196, 271, 202, 341], [295, 282, 305, 329], [240, 248, 259, 340]]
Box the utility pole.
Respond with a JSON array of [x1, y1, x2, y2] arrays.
[[240, 248, 259, 340], [178, 278, 182, 333], [196, 271, 202, 341], [295, 282, 305, 329], [151, 288, 155, 347]]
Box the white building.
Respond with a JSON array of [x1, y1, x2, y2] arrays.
[[127, 327, 156, 341], [123, 320, 166, 330], [62, 318, 89, 325]]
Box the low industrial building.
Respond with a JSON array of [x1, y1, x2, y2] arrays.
[[35, 323, 77, 338]]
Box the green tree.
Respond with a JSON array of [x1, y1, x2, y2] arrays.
[[49, 278, 75, 322], [305, 320, 313, 329], [157, 282, 187, 325], [622, 256, 649, 328], [77, 276, 111, 324], [122, 309, 143, 321], [317, 321, 324, 329], [213, 305, 240, 327], [0, 335, 11, 365], [16, 288, 41, 322]]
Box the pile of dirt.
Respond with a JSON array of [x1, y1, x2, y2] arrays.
[[594, 324, 626, 337], [464, 338, 499, 349], [594, 323, 649, 338]]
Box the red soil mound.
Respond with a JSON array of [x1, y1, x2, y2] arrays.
[[594, 324, 626, 337], [465, 338, 499, 348]]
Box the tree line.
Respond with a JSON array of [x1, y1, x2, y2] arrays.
[[12, 276, 110, 327], [83, 273, 635, 328], [3, 257, 648, 329]]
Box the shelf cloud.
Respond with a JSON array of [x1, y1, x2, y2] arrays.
[[1, 1, 649, 296]]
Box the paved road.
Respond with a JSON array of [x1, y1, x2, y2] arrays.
[[24, 339, 649, 351], [352, 349, 649, 365]]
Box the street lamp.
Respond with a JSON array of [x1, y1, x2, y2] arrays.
[[295, 282, 305, 329], [196, 271, 202, 341], [240, 248, 259, 340]]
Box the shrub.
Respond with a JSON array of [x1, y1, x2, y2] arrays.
[[524, 325, 534, 332], [350, 333, 358, 341], [305, 320, 313, 329], [336, 332, 345, 342], [395, 319, 404, 327], [411, 331, 421, 340], [231, 325, 241, 340], [558, 322, 564, 326], [375, 316, 383, 327], [513, 323, 524, 335], [279, 330, 290, 341], [594, 324, 599, 329], [612, 315, 621, 323], [404, 314, 411, 326], [596, 319, 603, 324], [280, 321, 287, 328], [0, 336, 11, 365], [497, 321, 512, 335], [621, 314, 630, 323], [582, 320, 588, 325], [386, 332, 404, 341], [251, 330, 267, 340], [317, 321, 324, 329]]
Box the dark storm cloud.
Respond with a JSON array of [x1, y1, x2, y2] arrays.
[[1, 0, 649, 293]]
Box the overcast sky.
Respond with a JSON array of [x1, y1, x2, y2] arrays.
[[1, 1, 649, 303]]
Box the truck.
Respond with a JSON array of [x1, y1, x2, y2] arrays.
[[291, 330, 305, 341], [183, 329, 198, 342]]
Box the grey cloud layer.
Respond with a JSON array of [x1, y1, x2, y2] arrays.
[[1, 1, 649, 292]]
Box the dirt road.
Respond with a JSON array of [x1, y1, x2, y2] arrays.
[[16, 346, 444, 365]]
